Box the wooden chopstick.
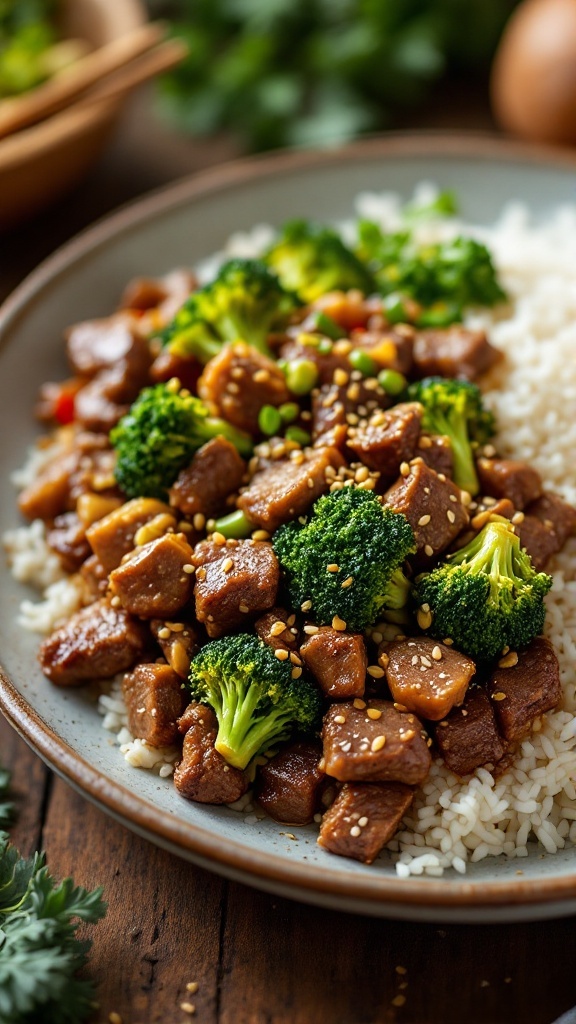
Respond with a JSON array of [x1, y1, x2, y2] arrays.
[[0, 22, 180, 140]]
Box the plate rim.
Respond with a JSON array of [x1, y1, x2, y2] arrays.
[[2, 130, 576, 911]]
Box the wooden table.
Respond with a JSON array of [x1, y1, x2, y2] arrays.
[[2, 87, 576, 1024]]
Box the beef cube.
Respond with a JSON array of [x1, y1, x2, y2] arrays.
[[39, 598, 148, 686], [109, 533, 194, 619], [149, 348, 202, 393], [254, 608, 299, 653], [150, 619, 199, 678], [120, 269, 197, 315], [318, 782, 413, 864], [192, 539, 279, 637], [79, 554, 109, 601], [434, 685, 505, 777], [417, 434, 453, 478], [322, 700, 431, 785], [300, 627, 367, 700], [382, 637, 475, 721], [47, 511, 91, 573], [476, 458, 542, 510], [238, 446, 345, 532], [122, 663, 186, 747], [174, 702, 248, 804], [311, 379, 391, 444], [18, 447, 76, 521], [169, 437, 246, 518], [383, 459, 469, 562], [73, 366, 135, 433], [255, 741, 325, 825], [348, 403, 422, 479], [198, 342, 290, 435], [66, 315, 151, 381], [518, 492, 576, 569], [86, 497, 175, 572], [486, 637, 561, 742], [412, 326, 501, 381]]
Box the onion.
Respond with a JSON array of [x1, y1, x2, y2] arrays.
[[491, 0, 576, 145]]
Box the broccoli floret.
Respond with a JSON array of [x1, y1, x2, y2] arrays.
[[158, 258, 301, 362], [413, 518, 552, 662], [406, 376, 495, 495], [110, 381, 252, 501], [273, 488, 416, 632], [265, 219, 376, 302], [188, 634, 322, 770]]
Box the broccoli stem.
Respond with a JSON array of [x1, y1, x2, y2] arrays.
[[214, 680, 288, 768], [427, 407, 479, 495], [204, 417, 253, 456], [381, 566, 412, 610], [449, 519, 524, 600], [169, 327, 222, 364]]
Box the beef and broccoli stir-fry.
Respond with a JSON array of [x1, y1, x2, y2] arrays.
[[15, 211, 576, 866]]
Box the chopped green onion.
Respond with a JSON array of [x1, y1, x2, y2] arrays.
[[278, 402, 300, 424], [285, 358, 319, 395], [213, 509, 253, 539], [378, 368, 407, 396], [258, 404, 282, 436], [349, 348, 377, 377], [284, 426, 311, 446]]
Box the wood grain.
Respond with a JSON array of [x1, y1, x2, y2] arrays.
[[0, 714, 48, 855]]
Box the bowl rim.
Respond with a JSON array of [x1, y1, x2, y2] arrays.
[[2, 130, 576, 910]]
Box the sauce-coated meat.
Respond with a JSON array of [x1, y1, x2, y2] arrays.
[[382, 637, 475, 721], [174, 702, 248, 804], [122, 663, 186, 747], [86, 497, 174, 573], [434, 685, 505, 777], [198, 342, 290, 435], [412, 326, 501, 381], [169, 437, 246, 518], [486, 637, 561, 742], [322, 699, 431, 785], [39, 598, 148, 686], [348, 402, 423, 480], [109, 532, 194, 619], [383, 458, 469, 563], [300, 627, 367, 700], [255, 741, 325, 825], [476, 457, 542, 510], [238, 445, 345, 532], [318, 782, 413, 864], [192, 538, 279, 637]]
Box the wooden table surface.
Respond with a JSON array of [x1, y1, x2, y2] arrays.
[[2, 86, 576, 1024]]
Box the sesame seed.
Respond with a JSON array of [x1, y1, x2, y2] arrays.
[[367, 665, 385, 679], [196, 567, 206, 581], [341, 576, 354, 588], [327, 563, 340, 572], [180, 1003, 196, 1015], [221, 557, 234, 573], [350, 825, 362, 837], [353, 698, 366, 709], [334, 715, 346, 724], [443, 637, 453, 645], [392, 995, 406, 1007], [289, 652, 302, 665], [291, 667, 302, 679], [393, 702, 408, 712], [492, 691, 507, 701], [238, 602, 250, 613], [446, 509, 456, 523], [274, 648, 289, 661], [400, 462, 410, 476], [333, 368, 349, 386], [110, 594, 121, 607], [395, 965, 407, 975], [411, 655, 418, 665], [512, 511, 525, 525], [358, 816, 369, 827], [378, 652, 389, 669], [355, 466, 369, 482], [371, 735, 386, 752], [158, 626, 171, 639], [186, 982, 199, 994], [227, 381, 240, 394], [167, 621, 185, 632], [212, 531, 226, 545], [253, 368, 270, 383], [367, 708, 382, 720], [301, 600, 312, 612], [303, 624, 319, 635], [416, 608, 432, 630], [270, 621, 286, 637], [437, 473, 446, 482], [418, 514, 431, 527], [109, 1014, 123, 1024], [421, 603, 430, 612], [418, 435, 432, 448], [424, 544, 434, 557], [498, 651, 519, 669], [183, 563, 195, 574], [432, 645, 443, 661], [332, 615, 347, 631], [307, 477, 315, 489]]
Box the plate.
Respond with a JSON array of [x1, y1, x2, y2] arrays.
[[2, 133, 576, 922]]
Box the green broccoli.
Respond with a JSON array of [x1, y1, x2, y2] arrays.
[[158, 257, 301, 362], [406, 376, 495, 495], [356, 221, 506, 325], [273, 488, 416, 632], [265, 219, 376, 302], [110, 381, 252, 501], [188, 634, 322, 770], [412, 518, 552, 662]]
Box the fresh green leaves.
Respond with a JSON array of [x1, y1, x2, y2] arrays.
[[0, 767, 106, 1024]]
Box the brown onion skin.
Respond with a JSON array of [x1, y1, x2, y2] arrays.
[[491, 0, 576, 145]]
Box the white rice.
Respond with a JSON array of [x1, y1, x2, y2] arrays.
[[4, 186, 576, 874]]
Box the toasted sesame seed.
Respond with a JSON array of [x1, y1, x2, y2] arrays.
[[418, 514, 431, 527], [498, 651, 519, 669], [400, 461, 410, 476], [327, 563, 340, 572], [437, 473, 446, 482], [378, 652, 389, 669], [367, 708, 382, 720], [350, 824, 362, 837], [196, 567, 207, 581], [110, 594, 121, 607], [289, 652, 302, 665], [238, 602, 250, 613], [227, 381, 240, 394], [221, 557, 234, 573], [395, 965, 407, 975], [418, 435, 432, 448], [424, 544, 434, 557], [432, 645, 443, 661], [167, 621, 185, 632], [416, 609, 432, 630], [411, 655, 419, 665], [443, 637, 453, 645], [275, 649, 289, 661], [393, 702, 408, 712], [446, 509, 456, 524], [332, 615, 347, 631], [392, 995, 406, 1007], [270, 621, 286, 637], [492, 691, 507, 701], [421, 603, 430, 612], [334, 714, 346, 724], [212, 531, 226, 545], [367, 665, 385, 679], [109, 1014, 123, 1024], [340, 576, 354, 589], [420, 656, 432, 668], [253, 368, 270, 383], [358, 816, 369, 827], [438, 720, 449, 728], [291, 667, 302, 679], [303, 624, 319, 635], [183, 563, 195, 574], [180, 1003, 196, 1015], [371, 735, 386, 752], [307, 477, 315, 489], [301, 600, 312, 612], [355, 465, 369, 482], [158, 626, 171, 640], [252, 529, 271, 541], [353, 698, 366, 709], [186, 982, 199, 994], [511, 511, 525, 525]]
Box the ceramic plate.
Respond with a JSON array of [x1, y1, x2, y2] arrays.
[[2, 134, 576, 922]]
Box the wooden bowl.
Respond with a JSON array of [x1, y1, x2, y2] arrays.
[[0, 0, 146, 230]]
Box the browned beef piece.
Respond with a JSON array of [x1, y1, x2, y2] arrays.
[[169, 437, 246, 518], [278, 337, 351, 386], [120, 269, 197, 315], [518, 492, 576, 570], [382, 637, 475, 721], [311, 379, 392, 444], [238, 446, 345, 532], [348, 403, 422, 479], [486, 637, 561, 742], [79, 554, 109, 601], [86, 497, 174, 573], [476, 458, 542, 510], [417, 434, 453, 478], [412, 326, 501, 380], [198, 342, 290, 435], [18, 446, 76, 521], [255, 741, 325, 825], [300, 627, 367, 700], [174, 702, 248, 804], [150, 619, 199, 678], [122, 663, 186, 747], [18, 432, 119, 522], [383, 458, 469, 562], [46, 512, 91, 573], [67, 432, 120, 504], [73, 365, 139, 433], [66, 315, 151, 381], [322, 699, 431, 785], [149, 348, 203, 393], [434, 685, 505, 776], [254, 608, 299, 653], [109, 532, 194, 619], [318, 781, 413, 864], [192, 539, 279, 638], [39, 598, 148, 686]]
